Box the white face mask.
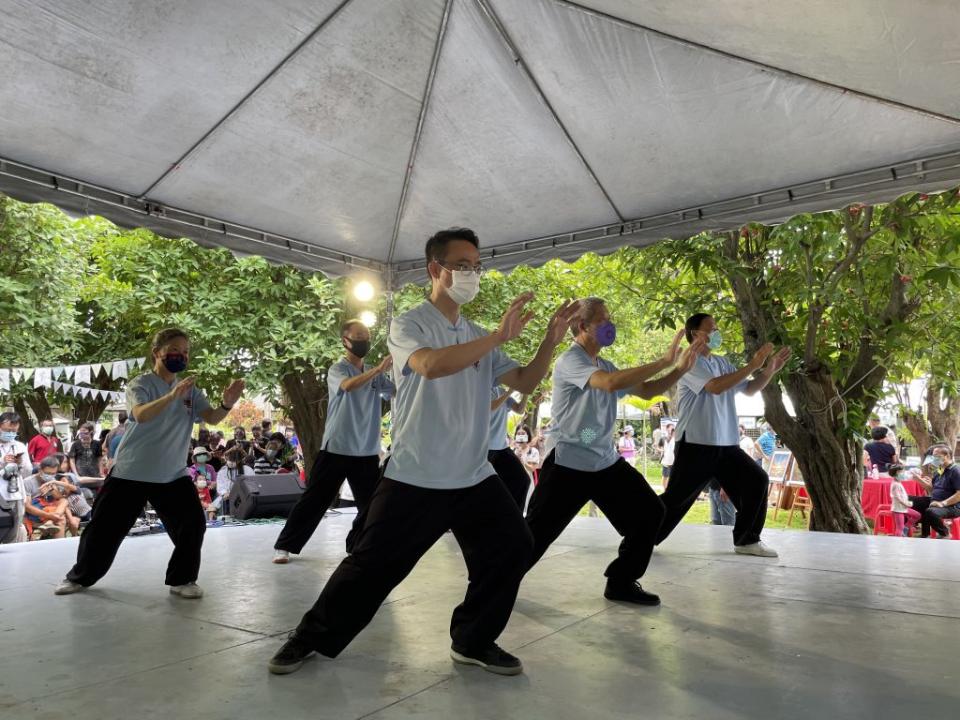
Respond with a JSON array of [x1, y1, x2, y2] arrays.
[[516, 434, 529, 443], [41, 425, 54, 436], [444, 270, 481, 306]]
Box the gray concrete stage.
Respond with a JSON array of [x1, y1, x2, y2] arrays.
[[2, 514, 959, 719]]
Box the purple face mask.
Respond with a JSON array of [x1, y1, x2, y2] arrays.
[[595, 321, 617, 347]]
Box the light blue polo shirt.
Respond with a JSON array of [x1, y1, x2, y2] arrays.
[[675, 354, 748, 446], [489, 386, 521, 452], [550, 343, 625, 472], [112, 372, 211, 483], [322, 358, 396, 457], [387, 301, 519, 489]]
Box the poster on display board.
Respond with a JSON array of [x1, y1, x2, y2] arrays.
[[768, 450, 793, 483]]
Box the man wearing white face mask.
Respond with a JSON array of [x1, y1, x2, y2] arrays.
[[28, 418, 63, 466], [655, 313, 791, 556], [269, 227, 580, 677]]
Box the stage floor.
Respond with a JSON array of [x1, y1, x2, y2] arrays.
[[2, 513, 959, 719]]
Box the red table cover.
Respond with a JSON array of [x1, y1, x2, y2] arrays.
[[861, 476, 925, 520]]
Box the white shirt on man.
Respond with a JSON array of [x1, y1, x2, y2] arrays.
[[387, 301, 518, 489]]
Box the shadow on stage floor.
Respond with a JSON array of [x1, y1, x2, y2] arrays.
[[2, 514, 958, 719]]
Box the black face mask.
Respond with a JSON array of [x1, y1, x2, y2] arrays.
[[346, 338, 370, 358], [162, 353, 188, 373]]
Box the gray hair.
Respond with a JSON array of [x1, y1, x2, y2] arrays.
[[151, 327, 189, 352], [569, 297, 606, 336]]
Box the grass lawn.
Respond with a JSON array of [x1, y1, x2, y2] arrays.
[[577, 475, 812, 531]]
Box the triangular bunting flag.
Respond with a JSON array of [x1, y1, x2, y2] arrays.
[[74, 365, 91, 384], [53, 382, 63, 392], [12, 368, 24, 383], [111, 360, 128, 379], [133, 357, 146, 368], [51, 366, 65, 379], [64, 366, 76, 380], [0, 369, 9, 391], [34, 368, 52, 388], [90, 363, 103, 377]]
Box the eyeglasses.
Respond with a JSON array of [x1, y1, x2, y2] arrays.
[[435, 260, 485, 276]]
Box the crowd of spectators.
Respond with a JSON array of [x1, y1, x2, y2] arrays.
[[2, 411, 301, 542]]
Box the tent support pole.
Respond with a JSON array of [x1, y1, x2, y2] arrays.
[[473, 0, 625, 222], [137, 0, 360, 199], [386, 0, 454, 265]]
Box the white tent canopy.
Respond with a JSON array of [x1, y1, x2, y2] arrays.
[[2, 0, 959, 285]]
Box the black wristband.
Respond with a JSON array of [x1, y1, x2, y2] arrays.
[[219, 402, 233, 412]]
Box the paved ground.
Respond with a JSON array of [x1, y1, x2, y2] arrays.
[[2, 513, 958, 719]]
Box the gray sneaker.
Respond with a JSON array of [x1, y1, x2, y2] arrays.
[[54, 578, 86, 595]]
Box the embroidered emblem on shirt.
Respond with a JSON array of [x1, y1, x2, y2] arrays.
[[580, 427, 598, 445]]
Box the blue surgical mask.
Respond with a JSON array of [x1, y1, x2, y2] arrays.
[[707, 330, 723, 350], [595, 321, 617, 347], [925, 455, 944, 469], [895, 472, 908, 481], [0, 431, 17, 442]]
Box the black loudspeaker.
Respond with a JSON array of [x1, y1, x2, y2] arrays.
[[231, 473, 305, 520]]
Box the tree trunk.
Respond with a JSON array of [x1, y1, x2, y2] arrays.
[[901, 408, 932, 457], [762, 367, 869, 533], [927, 380, 960, 454], [10, 388, 52, 440], [279, 365, 329, 474], [74, 374, 121, 425]]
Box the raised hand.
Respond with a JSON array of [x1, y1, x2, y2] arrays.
[[222, 379, 245, 407], [748, 343, 774, 371], [496, 292, 535, 344], [378, 355, 394, 373], [543, 299, 582, 345], [766, 346, 792, 373], [661, 329, 686, 365], [170, 376, 196, 400], [678, 337, 705, 372]]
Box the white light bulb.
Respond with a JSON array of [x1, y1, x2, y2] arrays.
[[353, 281, 375, 302], [359, 310, 377, 327]]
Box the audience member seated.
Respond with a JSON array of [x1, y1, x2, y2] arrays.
[[863, 425, 899, 473], [912, 445, 960, 538], [213, 447, 253, 517], [23, 460, 78, 539]]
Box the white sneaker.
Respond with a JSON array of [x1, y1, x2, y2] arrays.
[[54, 578, 86, 595], [169, 582, 204, 599], [272, 550, 290, 564], [734, 541, 779, 558]]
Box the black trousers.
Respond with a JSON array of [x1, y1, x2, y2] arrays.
[[656, 440, 769, 547], [66, 475, 205, 587], [488, 448, 531, 512], [525, 452, 665, 583], [910, 496, 960, 537], [295, 475, 533, 657], [274, 450, 379, 554]]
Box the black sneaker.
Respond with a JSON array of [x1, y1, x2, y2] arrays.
[[604, 579, 661, 606], [450, 643, 523, 676], [268, 633, 316, 675]]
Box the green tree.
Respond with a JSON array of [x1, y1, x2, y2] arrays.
[[611, 189, 960, 532]]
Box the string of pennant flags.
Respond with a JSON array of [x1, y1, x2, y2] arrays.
[[0, 357, 147, 399]]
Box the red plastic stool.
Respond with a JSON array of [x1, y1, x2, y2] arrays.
[[946, 518, 960, 540], [874, 504, 896, 536]]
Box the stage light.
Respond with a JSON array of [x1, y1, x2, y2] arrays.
[[359, 310, 377, 327], [353, 280, 375, 302]]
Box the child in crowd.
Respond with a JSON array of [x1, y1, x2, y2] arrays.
[[189, 446, 218, 520], [888, 463, 921, 537]]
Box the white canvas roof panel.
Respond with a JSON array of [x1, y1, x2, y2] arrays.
[[1, 0, 959, 283]]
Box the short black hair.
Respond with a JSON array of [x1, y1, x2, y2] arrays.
[[424, 227, 480, 267], [684, 313, 712, 343], [870, 426, 889, 441], [341, 319, 364, 336], [0, 411, 21, 425], [39, 455, 60, 470]]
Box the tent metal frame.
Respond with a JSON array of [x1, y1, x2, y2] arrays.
[[4, 148, 960, 280]]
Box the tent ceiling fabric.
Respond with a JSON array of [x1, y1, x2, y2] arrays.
[[1, 0, 959, 283]]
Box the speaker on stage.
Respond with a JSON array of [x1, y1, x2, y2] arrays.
[[231, 473, 305, 520]]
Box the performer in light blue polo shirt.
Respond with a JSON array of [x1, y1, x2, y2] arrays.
[[270, 228, 579, 677], [55, 327, 244, 598], [526, 298, 700, 606], [272, 319, 395, 562], [656, 312, 791, 556], [487, 385, 530, 510]]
